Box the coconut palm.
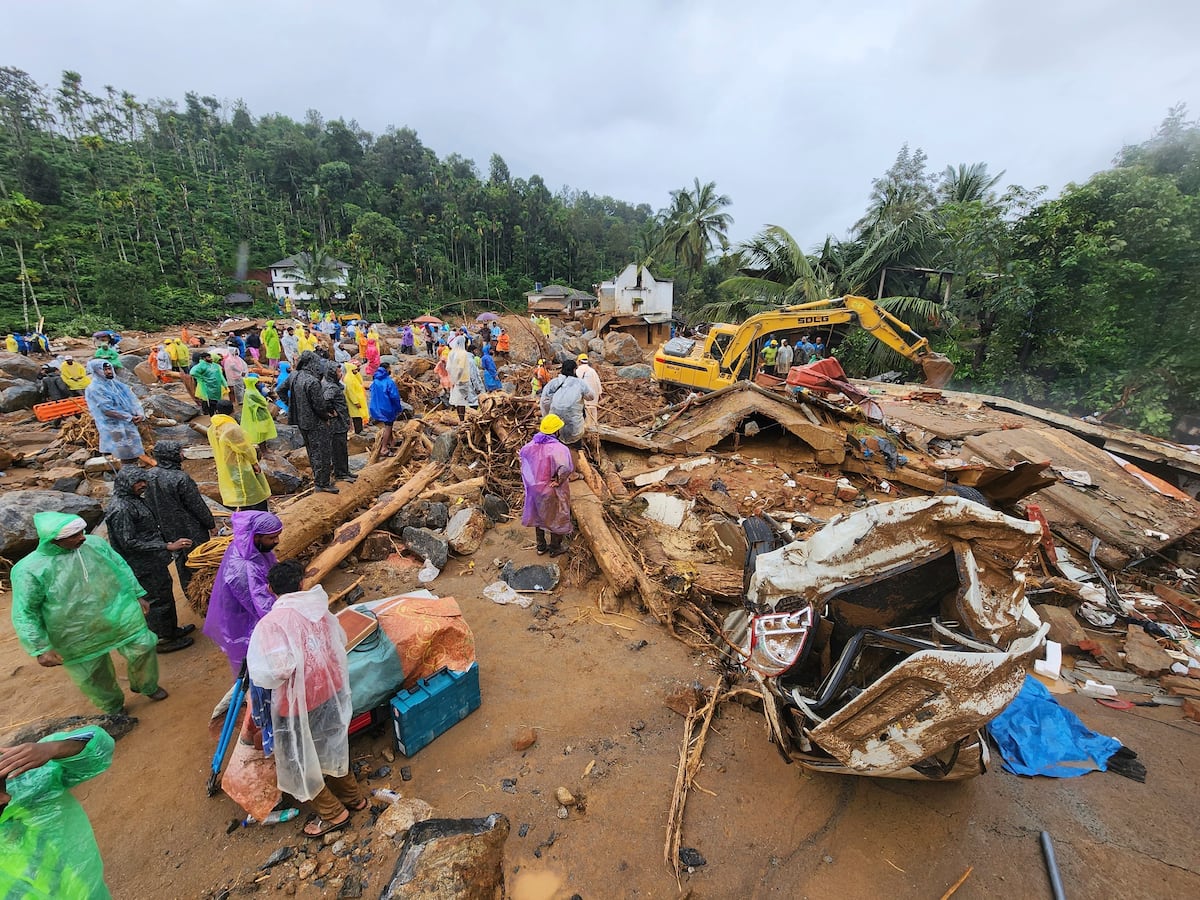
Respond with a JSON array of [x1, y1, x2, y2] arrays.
[[288, 239, 344, 308], [661, 178, 732, 297], [938, 162, 1004, 204]]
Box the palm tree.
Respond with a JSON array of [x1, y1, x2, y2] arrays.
[[288, 239, 344, 309], [661, 178, 732, 297], [719, 225, 840, 307], [938, 162, 1004, 204]]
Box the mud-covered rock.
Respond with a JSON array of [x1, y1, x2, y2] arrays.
[[481, 494, 509, 523], [602, 331, 644, 366], [271, 424, 307, 452], [374, 798, 434, 839], [388, 500, 449, 534], [616, 363, 652, 380], [259, 452, 303, 494], [0, 352, 42, 381], [445, 507, 489, 555], [380, 814, 509, 899]]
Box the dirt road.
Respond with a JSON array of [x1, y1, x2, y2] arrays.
[[3, 519, 1199, 898]]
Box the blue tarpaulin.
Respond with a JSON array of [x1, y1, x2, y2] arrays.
[[987, 675, 1123, 778]]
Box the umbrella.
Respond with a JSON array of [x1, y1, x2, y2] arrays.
[[413, 314, 443, 325], [475, 312, 499, 323]]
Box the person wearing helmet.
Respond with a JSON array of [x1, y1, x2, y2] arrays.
[[518, 414, 575, 556]]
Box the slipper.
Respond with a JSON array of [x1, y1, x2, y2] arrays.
[[302, 813, 349, 839], [349, 797, 370, 813], [536, 544, 548, 555], [550, 545, 569, 557]]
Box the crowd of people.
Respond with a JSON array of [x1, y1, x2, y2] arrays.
[[2, 307, 612, 891], [759, 334, 827, 377]]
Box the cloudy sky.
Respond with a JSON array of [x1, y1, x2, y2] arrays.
[[3, 1, 1196, 244]]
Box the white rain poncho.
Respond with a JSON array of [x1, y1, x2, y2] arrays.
[[539, 374, 594, 443], [245, 585, 352, 801]]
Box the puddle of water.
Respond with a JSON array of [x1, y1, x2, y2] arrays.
[[511, 867, 564, 900]]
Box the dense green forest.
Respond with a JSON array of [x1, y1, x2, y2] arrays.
[[0, 68, 1196, 436]]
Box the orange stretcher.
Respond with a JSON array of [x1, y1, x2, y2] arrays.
[[34, 397, 89, 421]]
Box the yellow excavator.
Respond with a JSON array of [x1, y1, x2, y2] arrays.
[[652, 295, 955, 393]]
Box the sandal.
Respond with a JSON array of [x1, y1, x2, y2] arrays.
[[349, 797, 370, 813], [302, 813, 349, 839], [536, 543, 548, 555]]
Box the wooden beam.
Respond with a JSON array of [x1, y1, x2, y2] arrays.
[[301, 460, 444, 588]]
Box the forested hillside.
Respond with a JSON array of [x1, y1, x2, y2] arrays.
[[0, 67, 1196, 436]]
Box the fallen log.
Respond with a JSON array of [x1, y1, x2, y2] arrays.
[[573, 448, 610, 501], [569, 478, 636, 609], [420, 476, 486, 504], [302, 460, 445, 588], [592, 444, 628, 498], [275, 421, 421, 561]]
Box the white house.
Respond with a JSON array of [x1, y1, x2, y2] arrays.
[[268, 254, 351, 302], [596, 264, 673, 322]]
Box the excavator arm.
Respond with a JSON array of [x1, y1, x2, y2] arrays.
[[712, 295, 954, 388]]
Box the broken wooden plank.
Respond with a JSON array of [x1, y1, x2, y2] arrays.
[[841, 458, 948, 493]]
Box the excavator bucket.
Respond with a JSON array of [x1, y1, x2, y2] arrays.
[[920, 353, 955, 389]]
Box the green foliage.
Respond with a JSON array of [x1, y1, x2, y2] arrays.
[[0, 67, 657, 333]]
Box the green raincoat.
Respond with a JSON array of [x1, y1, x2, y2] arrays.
[[240, 376, 277, 444], [10, 512, 150, 666], [92, 345, 121, 369], [189, 358, 227, 402], [261, 322, 282, 361], [0, 727, 115, 899]]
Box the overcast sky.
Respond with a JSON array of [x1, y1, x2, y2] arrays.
[[3, 1, 1196, 245]]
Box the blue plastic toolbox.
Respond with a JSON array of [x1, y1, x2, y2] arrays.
[[389, 664, 480, 757]]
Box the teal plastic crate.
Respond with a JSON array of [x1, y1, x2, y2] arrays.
[[389, 664, 480, 757]]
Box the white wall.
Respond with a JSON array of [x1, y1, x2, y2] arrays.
[[598, 264, 673, 321], [270, 266, 349, 301]]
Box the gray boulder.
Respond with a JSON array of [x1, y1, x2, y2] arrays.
[[431, 431, 457, 463], [0, 490, 105, 559], [271, 424, 306, 452], [118, 353, 144, 370], [481, 493, 510, 523], [259, 452, 303, 494], [603, 331, 644, 366], [0, 352, 42, 381], [389, 500, 449, 534], [144, 392, 199, 422], [588, 338, 606, 357], [445, 507, 489, 556], [0, 380, 40, 412], [401, 527, 449, 569], [152, 424, 207, 447], [616, 363, 653, 380], [380, 815, 509, 900], [560, 335, 588, 356]]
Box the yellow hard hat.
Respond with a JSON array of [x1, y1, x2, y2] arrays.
[[539, 414, 565, 435], [577, 353, 588, 362]]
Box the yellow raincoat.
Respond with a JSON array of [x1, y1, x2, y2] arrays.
[[5, 334, 18, 353], [207, 414, 271, 508], [343, 363, 367, 420], [170, 339, 191, 369], [59, 359, 91, 391]]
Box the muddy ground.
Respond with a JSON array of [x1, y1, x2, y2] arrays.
[[3, 516, 1200, 899]]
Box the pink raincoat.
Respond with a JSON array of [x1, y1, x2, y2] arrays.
[[518, 433, 575, 534]]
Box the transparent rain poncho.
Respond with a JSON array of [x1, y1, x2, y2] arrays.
[[207, 414, 271, 508], [518, 433, 575, 535], [246, 585, 353, 801], [10, 512, 151, 666], [0, 727, 115, 899], [82, 359, 144, 459]]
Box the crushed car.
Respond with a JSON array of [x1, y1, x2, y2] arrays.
[[724, 495, 1049, 780]]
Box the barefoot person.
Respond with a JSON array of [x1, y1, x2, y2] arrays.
[[10, 512, 169, 713], [246, 561, 366, 839]]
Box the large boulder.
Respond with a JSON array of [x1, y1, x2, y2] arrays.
[[0, 490, 105, 559], [0, 380, 40, 412], [588, 338, 606, 358], [0, 352, 42, 381], [445, 507, 489, 556], [271, 424, 306, 453], [118, 353, 144, 371], [144, 392, 199, 422], [401, 527, 449, 570], [152, 424, 207, 447], [602, 331, 645, 366], [380, 814, 510, 900], [259, 452, 303, 494], [388, 499, 449, 534], [560, 335, 588, 357], [616, 363, 653, 380]]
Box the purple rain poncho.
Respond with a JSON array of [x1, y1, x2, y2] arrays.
[[518, 432, 575, 535], [203, 510, 283, 673]]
